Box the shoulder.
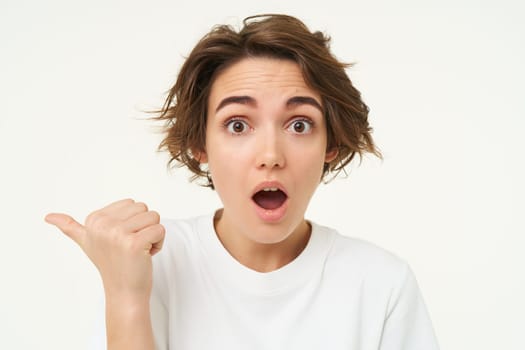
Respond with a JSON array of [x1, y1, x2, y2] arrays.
[[312, 221, 410, 288], [312, 223, 439, 348]]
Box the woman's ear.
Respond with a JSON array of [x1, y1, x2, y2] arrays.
[[324, 147, 338, 163], [192, 148, 208, 163]]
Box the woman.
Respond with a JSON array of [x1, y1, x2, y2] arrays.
[[46, 14, 439, 350]]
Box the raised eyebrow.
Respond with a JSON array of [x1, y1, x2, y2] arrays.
[[286, 96, 323, 112], [215, 95, 256, 113], [214, 95, 322, 113]]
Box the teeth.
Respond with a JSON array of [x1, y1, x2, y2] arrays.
[[262, 187, 279, 192]]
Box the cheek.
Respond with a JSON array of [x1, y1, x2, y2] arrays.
[[207, 148, 249, 193], [293, 139, 328, 168]]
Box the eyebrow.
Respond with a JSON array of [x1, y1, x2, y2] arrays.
[[215, 95, 323, 113], [215, 96, 256, 112], [286, 96, 323, 112]]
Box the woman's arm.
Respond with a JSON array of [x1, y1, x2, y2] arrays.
[[105, 295, 154, 349]]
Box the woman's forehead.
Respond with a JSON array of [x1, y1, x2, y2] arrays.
[[208, 57, 321, 105]]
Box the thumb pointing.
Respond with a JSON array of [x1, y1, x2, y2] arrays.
[[45, 213, 85, 245]]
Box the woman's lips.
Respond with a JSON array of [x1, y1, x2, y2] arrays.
[[251, 181, 289, 222]]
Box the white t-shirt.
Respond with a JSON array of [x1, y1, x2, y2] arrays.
[[94, 213, 439, 349]]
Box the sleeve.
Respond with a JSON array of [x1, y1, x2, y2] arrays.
[[379, 264, 440, 350]]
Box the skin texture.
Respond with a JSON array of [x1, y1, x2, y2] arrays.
[[200, 57, 337, 272]]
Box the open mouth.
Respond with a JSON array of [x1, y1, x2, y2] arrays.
[[252, 188, 288, 210]]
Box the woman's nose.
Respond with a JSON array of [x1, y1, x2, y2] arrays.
[[255, 130, 285, 169]]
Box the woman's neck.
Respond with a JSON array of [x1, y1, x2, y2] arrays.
[[213, 210, 311, 273]]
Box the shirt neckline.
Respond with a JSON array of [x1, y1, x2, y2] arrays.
[[195, 211, 335, 296]]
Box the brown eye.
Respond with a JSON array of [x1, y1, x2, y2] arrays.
[[226, 119, 249, 134], [288, 119, 312, 134], [233, 121, 244, 132], [293, 122, 305, 133]]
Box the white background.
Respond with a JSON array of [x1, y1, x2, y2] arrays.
[[1, 0, 524, 349]]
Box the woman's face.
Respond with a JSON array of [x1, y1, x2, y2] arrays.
[[201, 57, 337, 245]]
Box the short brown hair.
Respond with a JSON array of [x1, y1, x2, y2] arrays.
[[154, 14, 381, 187]]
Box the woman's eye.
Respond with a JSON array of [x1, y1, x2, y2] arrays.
[[287, 119, 313, 134], [225, 119, 249, 134]]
